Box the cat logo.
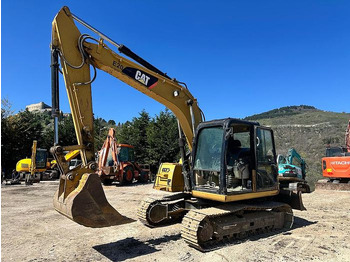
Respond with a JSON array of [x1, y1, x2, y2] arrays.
[[122, 67, 158, 88], [135, 70, 150, 85]]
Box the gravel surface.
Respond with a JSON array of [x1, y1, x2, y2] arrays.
[[2, 181, 350, 262]]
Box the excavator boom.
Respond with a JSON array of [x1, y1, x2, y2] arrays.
[[98, 128, 119, 173], [51, 6, 202, 227]]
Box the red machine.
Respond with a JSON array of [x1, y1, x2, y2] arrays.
[[346, 120, 350, 152], [320, 120, 350, 187], [97, 128, 149, 185]]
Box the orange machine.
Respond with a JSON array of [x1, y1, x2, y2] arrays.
[[97, 128, 149, 185], [319, 120, 350, 188]]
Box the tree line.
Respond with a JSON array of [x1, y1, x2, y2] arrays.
[[1, 99, 180, 175]]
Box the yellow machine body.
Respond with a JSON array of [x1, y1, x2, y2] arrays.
[[192, 189, 279, 202], [16, 149, 79, 173], [153, 163, 184, 192], [16, 158, 49, 173]]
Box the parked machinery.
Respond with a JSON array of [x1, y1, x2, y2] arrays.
[[13, 141, 49, 184], [50, 6, 306, 250], [97, 128, 149, 185], [316, 120, 350, 190], [14, 142, 80, 183], [277, 148, 310, 193]]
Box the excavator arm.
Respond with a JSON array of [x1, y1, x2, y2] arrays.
[[287, 148, 306, 179], [25, 140, 38, 185], [51, 6, 203, 227], [97, 128, 119, 175], [52, 7, 202, 158]]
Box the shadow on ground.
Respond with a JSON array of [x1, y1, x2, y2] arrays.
[[102, 181, 154, 188], [292, 216, 317, 229], [93, 216, 317, 258], [93, 234, 181, 261]]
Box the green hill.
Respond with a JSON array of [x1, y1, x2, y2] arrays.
[[245, 105, 350, 190], [245, 105, 319, 120]]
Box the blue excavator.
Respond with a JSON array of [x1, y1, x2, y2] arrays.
[[277, 148, 310, 193]]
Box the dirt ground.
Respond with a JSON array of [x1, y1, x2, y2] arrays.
[[2, 181, 350, 262]]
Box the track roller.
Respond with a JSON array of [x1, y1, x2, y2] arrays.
[[181, 202, 293, 251]]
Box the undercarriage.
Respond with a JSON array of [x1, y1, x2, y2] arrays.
[[138, 194, 294, 251], [315, 178, 350, 191]]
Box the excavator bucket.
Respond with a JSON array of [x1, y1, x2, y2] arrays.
[[54, 172, 134, 227]]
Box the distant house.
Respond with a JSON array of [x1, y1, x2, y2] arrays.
[[26, 102, 52, 113], [25, 102, 69, 116]]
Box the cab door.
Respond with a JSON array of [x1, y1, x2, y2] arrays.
[[254, 127, 278, 190]]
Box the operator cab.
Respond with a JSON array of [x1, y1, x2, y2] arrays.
[[101, 144, 135, 167], [326, 146, 350, 157], [35, 149, 48, 169], [191, 118, 278, 199], [117, 144, 135, 162]]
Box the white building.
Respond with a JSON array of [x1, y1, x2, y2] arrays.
[[26, 102, 52, 113]]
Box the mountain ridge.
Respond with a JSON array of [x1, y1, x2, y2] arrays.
[[245, 105, 319, 121]]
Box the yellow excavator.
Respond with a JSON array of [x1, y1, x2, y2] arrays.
[[15, 142, 80, 183], [50, 6, 305, 250], [12, 140, 48, 184]]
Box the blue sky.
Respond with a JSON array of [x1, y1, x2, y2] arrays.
[[2, 1, 350, 123]]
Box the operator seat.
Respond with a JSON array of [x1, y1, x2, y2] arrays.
[[227, 139, 242, 165]]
